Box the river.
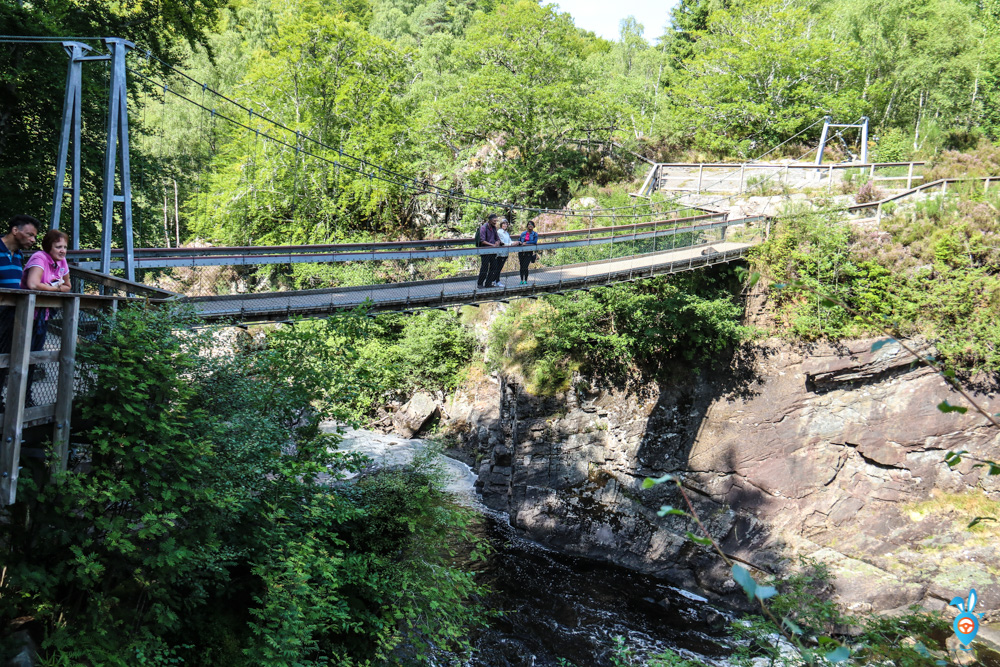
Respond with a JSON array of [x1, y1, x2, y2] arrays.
[[329, 427, 735, 666]]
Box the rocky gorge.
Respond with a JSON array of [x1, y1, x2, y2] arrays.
[[408, 335, 1000, 634]]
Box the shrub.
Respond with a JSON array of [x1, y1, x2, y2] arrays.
[[855, 180, 885, 204], [0, 306, 486, 665], [488, 268, 753, 392], [753, 198, 1000, 371], [872, 127, 912, 163]]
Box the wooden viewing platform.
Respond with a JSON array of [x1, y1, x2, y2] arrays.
[[0, 271, 175, 506]]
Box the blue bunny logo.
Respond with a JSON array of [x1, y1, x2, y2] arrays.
[[950, 589, 981, 650]]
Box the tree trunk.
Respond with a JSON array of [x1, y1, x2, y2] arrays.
[[163, 188, 170, 248], [173, 180, 180, 248]]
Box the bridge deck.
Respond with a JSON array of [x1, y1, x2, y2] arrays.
[[187, 241, 753, 321]]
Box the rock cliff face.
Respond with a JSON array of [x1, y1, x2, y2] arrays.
[[457, 338, 1000, 616]]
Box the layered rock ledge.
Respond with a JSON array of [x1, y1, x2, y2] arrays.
[[448, 338, 1000, 618]]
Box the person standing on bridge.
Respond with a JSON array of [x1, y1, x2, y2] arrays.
[[476, 213, 500, 289], [491, 218, 520, 287], [0, 215, 39, 410], [517, 221, 538, 285]]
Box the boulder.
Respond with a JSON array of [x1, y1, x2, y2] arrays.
[[5, 629, 38, 667], [568, 197, 598, 210], [392, 392, 439, 438]]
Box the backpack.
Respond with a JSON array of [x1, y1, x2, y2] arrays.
[[473, 225, 483, 247]]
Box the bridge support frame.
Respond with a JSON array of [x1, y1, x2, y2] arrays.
[[815, 116, 870, 173], [51, 38, 135, 278], [52, 42, 113, 250], [99, 38, 137, 282]]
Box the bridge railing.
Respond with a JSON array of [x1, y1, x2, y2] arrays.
[[64, 212, 738, 300], [637, 161, 928, 197], [170, 214, 767, 321]]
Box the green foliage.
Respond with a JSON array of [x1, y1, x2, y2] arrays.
[[873, 127, 913, 162], [0, 306, 485, 665], [186, 0, 413, 252], [488, 268, 752, 393], [0, 0, 225, 246], [667, 0, 865, 156], [753, 193, 1000, 371], [337, 309, 477, 414], [727, 559, 949, 667]]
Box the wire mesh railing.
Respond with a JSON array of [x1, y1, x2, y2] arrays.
[[122, 214, 769, 322]]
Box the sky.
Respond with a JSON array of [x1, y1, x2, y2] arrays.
[[545, 0, 678, 42]]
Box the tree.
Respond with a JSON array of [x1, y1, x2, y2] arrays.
[[428, 0, 608, 210], [186, 0, 413, 250], [833, 0, 1000, 146], [0, 306, 485, 664], [0, 0, 227, 245], [668, 0, 866, 156], [584, 17, 671, 140]]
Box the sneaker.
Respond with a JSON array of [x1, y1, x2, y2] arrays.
[[493, 281, 505, 288]]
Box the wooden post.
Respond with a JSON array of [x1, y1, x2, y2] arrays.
[[739, 164, 746, 193], [943, 181, 948, 195], [906, 162, 914, 189], [986, 178, 991, 193], [697, 164, 704, 194], [869, 163, 876, 179], [828, 165, 835, 193], [0, 293, 36, 505], [51, 297, 79, 474]]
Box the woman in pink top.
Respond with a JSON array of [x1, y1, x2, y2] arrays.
[[21, 229, 70, 406], [23, 229, 71, 293]]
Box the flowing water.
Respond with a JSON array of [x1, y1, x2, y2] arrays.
[[330, 427, 735, 666]]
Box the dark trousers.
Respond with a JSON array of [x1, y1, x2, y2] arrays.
[[0, 307, 13, 407], [26, 315, 48, 406], [477, 254, 496, 287], [519, 251, 533, 281], [0, 308, 49, 407], [488, 254, 508, 285]]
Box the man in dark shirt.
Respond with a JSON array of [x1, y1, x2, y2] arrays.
[[0, 215, 40, 409], [476, 213, 500, 289], [0, 216, 37, 289]]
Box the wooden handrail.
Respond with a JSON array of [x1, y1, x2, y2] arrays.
[[846, 176, 1000, 212], [68, 267, 180, 300]]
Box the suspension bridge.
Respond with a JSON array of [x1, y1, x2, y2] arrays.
[[0, 34, 967, 505]]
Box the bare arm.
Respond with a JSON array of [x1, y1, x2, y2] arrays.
[[24, 266, 63, 292]]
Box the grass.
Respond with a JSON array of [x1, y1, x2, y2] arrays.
[[903, 490, 1000, 544]]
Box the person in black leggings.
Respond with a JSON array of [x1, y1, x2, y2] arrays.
[[517, 221, 538, 285]]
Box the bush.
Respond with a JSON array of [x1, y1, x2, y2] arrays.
[[872, 127, 912, 163], [0, 306, 485, 665], [855, 180, 885, 204], [489, 268, 753, 392], [753, 201, 1000, 371]]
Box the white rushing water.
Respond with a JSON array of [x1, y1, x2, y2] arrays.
[[322, 424, 479, 499]]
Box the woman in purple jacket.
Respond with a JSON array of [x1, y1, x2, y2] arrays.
[[517, 221, 538, 285]]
